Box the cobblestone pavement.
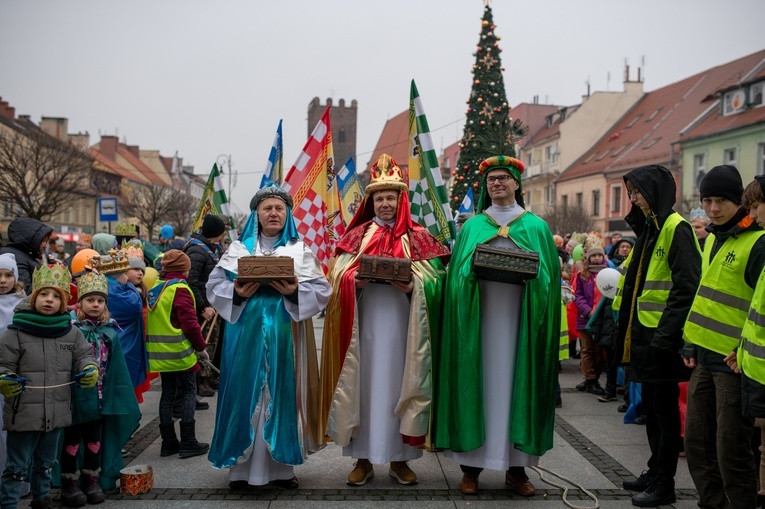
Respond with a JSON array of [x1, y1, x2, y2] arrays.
[[27, 318, 699, 508]]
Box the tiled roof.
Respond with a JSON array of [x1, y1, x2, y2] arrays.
[[116, 145, 168, 186], [90, 148, 152, 185], [509, 103, 559, 148], [558, 49, 765, 182], [364, 110, 410, 174], [681, 104, 765, 142]]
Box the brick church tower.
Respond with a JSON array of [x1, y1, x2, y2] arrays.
[[307, 97, 357, 172]]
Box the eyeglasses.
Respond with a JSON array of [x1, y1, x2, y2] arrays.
[[486, 175, 511, 184], [627, 188, 641, 198]]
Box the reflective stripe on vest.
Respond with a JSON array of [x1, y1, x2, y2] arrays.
[[683, 230, 764, 355], [740, 269, 765, 384], [146, 280, 198, 373], [636, 212, 697, 328], [612, 249, 633, 312], [559, 300, 569, 361]]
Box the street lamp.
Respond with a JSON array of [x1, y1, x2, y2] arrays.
[[216, 154, 233, 199]]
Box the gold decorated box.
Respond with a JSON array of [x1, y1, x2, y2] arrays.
[[237, 256, 294, 284]]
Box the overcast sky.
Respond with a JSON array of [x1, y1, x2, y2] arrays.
[[2, 0, 763, 213]]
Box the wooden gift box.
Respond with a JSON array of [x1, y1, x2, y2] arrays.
[[471, 244, 539, 285], [237, 256, 294, 283], [358, 254, 412, 284]]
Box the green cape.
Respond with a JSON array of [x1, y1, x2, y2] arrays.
[[432, 210, 560, 456]]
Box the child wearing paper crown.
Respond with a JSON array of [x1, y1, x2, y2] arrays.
[[0, 264, 98, 509], [59, 270, 141, 506]]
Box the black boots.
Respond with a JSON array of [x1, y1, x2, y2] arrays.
[[631, 478, 676, 507], [159, 422, 180, 457], [81, 469, 105, 504], [60, 476, 86, 507], [179, 420, 209, 459]]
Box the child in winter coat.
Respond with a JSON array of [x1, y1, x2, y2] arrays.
[[574, 235, 606, 396], [60, 270, 141, 507], [146, 250, 209, 459], [0, 264, 98, 509]]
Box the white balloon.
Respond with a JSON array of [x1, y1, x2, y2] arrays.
[[596, 268, 621, 299]]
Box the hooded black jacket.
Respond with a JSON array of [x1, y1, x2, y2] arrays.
[[182, 232, 221, 314], [616, 165, 701, 383], [0, 218, 53, 295]]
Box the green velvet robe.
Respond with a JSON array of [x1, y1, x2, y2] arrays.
[[432, 210, 560, 456]]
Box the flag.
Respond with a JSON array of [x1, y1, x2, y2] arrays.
[[408, 80, 456, 244], [459, 188, 474, 214], [283, 107, 344, 273], [191, 163, 232, 233], [336, 157, 364, 226], [260, 120, 284, 188]]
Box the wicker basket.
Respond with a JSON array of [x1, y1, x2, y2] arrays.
[[472, 244, 539, 285], [237, 256, 294, 283]]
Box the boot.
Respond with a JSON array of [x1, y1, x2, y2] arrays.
[[179, 420, 209, 459], [197, 377, 215, 397], [631, 478, 676, 507], [81, 469, 105, 504], [159, 422, 180, 457], [60, 474, 87, 507]]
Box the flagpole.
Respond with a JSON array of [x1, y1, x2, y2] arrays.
[[216, 154, 232, 200]]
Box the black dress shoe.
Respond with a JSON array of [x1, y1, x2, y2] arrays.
[[229, 480, 249, 490], [632, 479, 675, 507], [617, 403, 628, 413], [623, 471, 656, 492], [272, 477, 299, 489], [634, 414, 646, 425], [575, 381, 587, 391]]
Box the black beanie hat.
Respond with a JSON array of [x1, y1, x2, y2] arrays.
[[201, 214, 227, 238], [699, 165, 743, 204]]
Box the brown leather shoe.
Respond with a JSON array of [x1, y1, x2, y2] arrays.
[[347, 459, 373, 486], [505, 468, 535, 496], [459, 472, 479, 494], [389, 461, 417, 485]]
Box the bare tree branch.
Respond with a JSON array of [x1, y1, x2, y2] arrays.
[[0, 124, 94, 221], [165, 189, 199, 238], [121, 184, 175, 243], [540, 205, 594, 236]]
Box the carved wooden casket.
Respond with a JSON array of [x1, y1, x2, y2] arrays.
[[237, 256, 294, 284], [471, 244, 539, 285], [358, 254, 412, 284]]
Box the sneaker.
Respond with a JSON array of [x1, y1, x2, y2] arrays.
[[586, 380, 606, 396], [623, 470, 657, 492], [634, 414, 647, 425], [389, 461, 417, 485], [598, 393, 617, 402], [347, 459, 373, 486], [632, 478, 676, 507], [575, 381, 587, 392]]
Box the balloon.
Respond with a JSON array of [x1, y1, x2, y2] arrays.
[[143, 267, 160, 289], [572, 244, 584, 261], [70, 249, 99, 275], [596, 268, 621, 299]]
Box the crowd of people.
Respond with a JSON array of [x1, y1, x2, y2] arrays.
[[0, 156, 764, 509]]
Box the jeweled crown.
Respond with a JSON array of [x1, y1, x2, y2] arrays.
[[77, 271, 108, 299], [365, 154, 408, 195], [115, 222, 137, 237], [122, 239, 144, 260], [32, 264, 71, 294], [90, 249, 130, 275]]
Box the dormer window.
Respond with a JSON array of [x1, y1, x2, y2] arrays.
[[751, 81, 764, 108], [723, 89, 747, 116], [646, 108, 663, 122]]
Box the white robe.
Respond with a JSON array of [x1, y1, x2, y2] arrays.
[[206, 238, 332, 485], [341, 283, 423, 464], [446, 205, 539, 471]]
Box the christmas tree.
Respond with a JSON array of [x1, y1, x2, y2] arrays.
[[451, 3, 526, 212]]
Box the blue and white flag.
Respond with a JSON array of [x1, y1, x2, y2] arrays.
[[337, 157, 364, 225], [260, 120, 284, 188], [458, 188, 474, 214]]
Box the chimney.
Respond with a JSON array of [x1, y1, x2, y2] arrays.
[[40, 117, 69, 142], [68, 132, 90, 150], [126, 144, 140, 158], [638, 67, 642, 83], [625, 64, 630, 82], [100, 135, 118, 159], [0, 99, 15, 120]]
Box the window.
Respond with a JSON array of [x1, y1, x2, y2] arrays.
[[526, 153, 532, 166], [545, 184, 555, 204], [597, 148, 612, 161], [643, 137, 662, 149], [592, 189, 600, 216], [562, 195, 568, 209], [646, 108, 663, 122], [694, 153, 707, 192], [724, 147, 738, 166], [338, 127, 346, 144], [583, 152, 598, 164], [626, 114, 642, 128], [723, 89, 746, 115], [576, 192, 583, 208], [751, 82, 764, 107], [611, 186, 622, 213], [550, 142, 559, 164], [612, 143, 630, 157], [759, 143, 765, 175]]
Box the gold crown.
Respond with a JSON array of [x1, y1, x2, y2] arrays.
[[77, 271, 108, 299], [90, 249, 130, 275], [122, 239, 144, 260], [583, 233, 605, 255], [115, 222, 137, 237], [32, 264, 71, 295], [365, 154, 408, 195]]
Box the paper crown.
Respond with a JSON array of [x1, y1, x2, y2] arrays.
[[77, 271, 108, 300], [90, 249, 130, 275], [478, 155, 525, 176], [569, 232, 588, 246], [122, 239, 144, 260], [689, 208, 708, 221], [583, 233, 605, 256], [366, 154, 408, 195], [32, 264, 71, 295], [115, 222, 137, 237]]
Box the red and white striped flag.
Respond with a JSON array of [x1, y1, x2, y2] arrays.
[[283, 107, 345, 273]]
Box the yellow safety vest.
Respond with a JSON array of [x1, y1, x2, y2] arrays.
[[612, 249, 634, 312], [637, 212, 699, 328], [740, 268, 765, 384], [559, 299, 570, 361], [146, 280, 198, 373], [684, 230, 765, 355]]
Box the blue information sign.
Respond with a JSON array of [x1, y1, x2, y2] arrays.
[[98, 197, 118, 222]]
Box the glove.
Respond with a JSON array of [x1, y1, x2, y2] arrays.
[[197, 350, 210, 363], [74, 365, 99, 389], [0, 373, 26, 398]]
